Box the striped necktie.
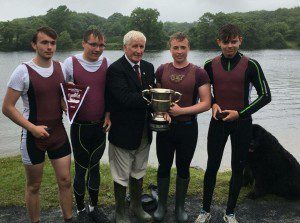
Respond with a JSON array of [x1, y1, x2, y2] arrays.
[[133, 64, 142, 83]]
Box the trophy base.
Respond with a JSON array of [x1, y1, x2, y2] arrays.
[[149, 120, 170, 132]]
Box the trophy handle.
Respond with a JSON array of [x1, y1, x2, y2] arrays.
[[172, 91, 182, 103], [142, 89, 151, 104]]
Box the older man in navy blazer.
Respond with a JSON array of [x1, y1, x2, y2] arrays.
[[106, 30, 155, 223]]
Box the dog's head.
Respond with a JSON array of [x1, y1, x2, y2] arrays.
[[250, 124, 277, 153], [249, 140, 259, 153]]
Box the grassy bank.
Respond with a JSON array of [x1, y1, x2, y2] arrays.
[[0, 156, 253, 209]]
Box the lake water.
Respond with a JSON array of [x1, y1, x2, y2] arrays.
[[0, 50, 299, 170]]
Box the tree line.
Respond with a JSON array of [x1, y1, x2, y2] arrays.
[[0, 5, 299, 51]]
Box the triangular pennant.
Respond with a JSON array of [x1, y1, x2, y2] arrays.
[[60, 83, 89, 124]]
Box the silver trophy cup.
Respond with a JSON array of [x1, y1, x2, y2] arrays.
[[142, 88, 182, 131]]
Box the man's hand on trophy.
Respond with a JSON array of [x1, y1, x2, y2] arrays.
[[163, 112, 172, 123], [169, 103, 183, 117]]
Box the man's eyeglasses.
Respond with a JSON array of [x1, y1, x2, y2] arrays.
[[86, 42, 106, 48]]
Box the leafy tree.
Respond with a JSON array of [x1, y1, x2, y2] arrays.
[[295, 22, 300, 47], [57, 31, 73, 50], [188, 26, 199, 48], [104, 13, 128, 37], [189, 7, 300, 49], [0, 5, 299, 51], [46, 5, 72, 34], [1, 22, 15, 45], [129, 7, 167, 50], [67, 12, 107, 43], [241, 21, 264, 49], [192, 13, 219, 49], [265, 22, 289, 36], [264, 32, 287, 49], [17, 29, 35, 50], [27, 16, 47, 28]]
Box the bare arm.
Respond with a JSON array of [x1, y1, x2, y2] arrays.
[[2, 88, 49, 138], [169, 83, 211, 116]]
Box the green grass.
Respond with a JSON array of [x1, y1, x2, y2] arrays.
[[0, 156, 254, 209]]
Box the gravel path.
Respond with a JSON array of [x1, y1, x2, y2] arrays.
[[1, 196, 299, 223]]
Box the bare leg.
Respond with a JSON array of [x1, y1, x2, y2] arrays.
[[24, 163, 44, 223], [51, 155, 73, 220]]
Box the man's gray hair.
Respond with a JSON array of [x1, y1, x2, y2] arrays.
[[123, 30, 146, 45]]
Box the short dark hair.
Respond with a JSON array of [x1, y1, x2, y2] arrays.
[[218, 24, 242, 42], [83, 29, 105, 42], [31, 26, 57, 44], [169, 32, 190, 47]]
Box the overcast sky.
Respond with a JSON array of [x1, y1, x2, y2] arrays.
[[0, 0, 299, 22]]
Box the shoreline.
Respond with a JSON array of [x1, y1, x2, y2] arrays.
[[0, 154, 235, 172]]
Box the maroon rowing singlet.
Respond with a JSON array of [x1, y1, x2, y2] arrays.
[[26, 61, 67, 151], [72, 56, 108, 121], [212, 55, 249, 110]]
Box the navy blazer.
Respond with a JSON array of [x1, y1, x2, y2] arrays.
[[106, 55, 155, 150]]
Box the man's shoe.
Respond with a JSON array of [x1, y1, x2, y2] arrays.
[[223, 214, 238, 223], [77, 209, 90, 223], [194, 209, 211, 223], [88, 206, 108, 223]]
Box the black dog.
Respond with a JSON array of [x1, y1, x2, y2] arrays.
[[243, 124, 300, 200]]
